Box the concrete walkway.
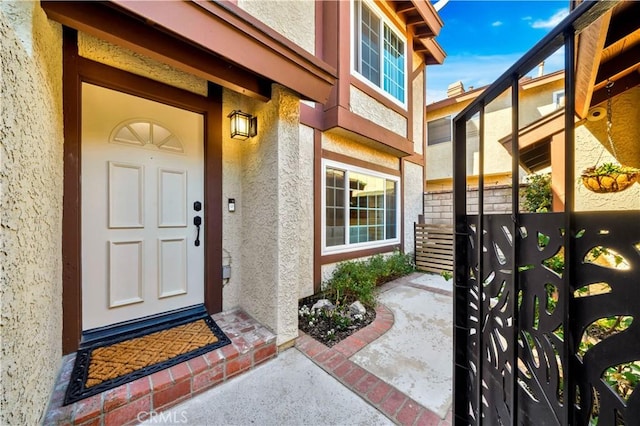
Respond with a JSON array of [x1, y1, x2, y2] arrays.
[[144, 272, 453, 425]]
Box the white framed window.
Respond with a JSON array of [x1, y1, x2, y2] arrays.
[[427, 116, 452, 145], [553, 90, 565, 108], [322, 159, 400, 254], [352, 0, 407, 105]]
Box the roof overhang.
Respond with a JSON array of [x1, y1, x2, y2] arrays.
[[42, 0, 337, 103], [575, 0, 640, 118], [499, 109, 569, 172], [391, 0, 446, 65]]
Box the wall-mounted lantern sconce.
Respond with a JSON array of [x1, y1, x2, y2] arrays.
[[228, 110, 257, 140]]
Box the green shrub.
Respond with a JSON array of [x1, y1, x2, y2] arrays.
[[522, 173, 552, 213], [324, 250, 415, 309]]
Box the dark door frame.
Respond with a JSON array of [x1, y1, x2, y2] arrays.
[[62, 27, 223, 354]]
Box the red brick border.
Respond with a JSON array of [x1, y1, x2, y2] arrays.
[[44, 310, 277, 426], [296, 304, 452, 426]]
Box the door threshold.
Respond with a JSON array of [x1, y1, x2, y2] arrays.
[[80, 304, 207, 349]]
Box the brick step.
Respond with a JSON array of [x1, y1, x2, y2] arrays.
[[44, 309, 277, 426]]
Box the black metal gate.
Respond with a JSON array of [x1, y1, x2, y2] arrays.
[[451, 2, 640, 424]]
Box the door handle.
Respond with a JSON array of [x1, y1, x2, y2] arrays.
[[193, 216, 202, 246]]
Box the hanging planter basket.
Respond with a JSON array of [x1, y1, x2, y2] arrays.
[[581, 163, 640, 193]]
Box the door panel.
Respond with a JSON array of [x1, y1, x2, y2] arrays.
[[81, 83, 204, 330]]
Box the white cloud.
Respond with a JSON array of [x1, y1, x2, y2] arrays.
[[522, 16, 532, 21], [491, 21, 503, 27], [531, 9, 569, 29]]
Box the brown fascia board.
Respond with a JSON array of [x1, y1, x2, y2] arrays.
[[498, 109, 565, 153], [113, 0, 337, 103], [323, 106, 414, 157], [418, 38, 446, 65], [46, 0, 337, 104], [426, 86, 487, 112], [426, 70, 564, 111], [410, 0, 444, 37], [519, 69, 565, 90], [42, 1, 272, 101]]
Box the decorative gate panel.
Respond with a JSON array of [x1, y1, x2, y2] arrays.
[[459, 212, 640, 425]]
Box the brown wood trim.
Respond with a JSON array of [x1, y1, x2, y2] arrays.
[[110, 0, 337, 103], [62, 33, 222, 353], [322, 149, 401, 177], [78, 59, 211, 113], [400, 159, 406, 252], [321, 244, 401, 265], [323, 106, 413, 156], [404, 153, 424, 166], [62, 27, 82, 355], [407, 46, 414, 144], [321, 1, 339, 110], [42, 1, 271, 102], [337, 0, 351, 109], [313, 130, 322, 293], [300, 103, 323, 130], [349, 77, 408, 116], [204, 83, 223, 314]]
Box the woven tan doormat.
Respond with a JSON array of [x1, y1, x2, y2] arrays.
[[64, 316, 230, 405]]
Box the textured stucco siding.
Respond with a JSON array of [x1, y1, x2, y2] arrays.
[[1, 4, 63, 424], [237, 0, 315, 55], [322, 132, 399, 171], [233, 86, 302, 345], [221, 93, 246, 310], [78, 32, 208, 96], [412, 72, 424, 155], [350, 86, 407, 137], [426, 142, 453, 181], [519, 78, 564, 127], [298, 125, 315, 299], [403, 162, 423, 254], [575, 89, 640, 211]]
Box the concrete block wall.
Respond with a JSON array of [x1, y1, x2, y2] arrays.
[[423, 185, 524, 225]]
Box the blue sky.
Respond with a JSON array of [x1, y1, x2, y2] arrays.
[[426, 0, 570, 103]]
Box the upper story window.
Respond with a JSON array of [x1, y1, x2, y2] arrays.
[[353, 0, 406, 104], [427, 116, 452, 145], [323, 160, 400, 254]]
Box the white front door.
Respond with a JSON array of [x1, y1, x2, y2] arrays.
[[81, 83, 205, 331]]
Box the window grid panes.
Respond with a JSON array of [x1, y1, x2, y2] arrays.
[[325, 165, 399, 249], [383, 25, 405, 103], [325, 168, 346, 247], [354, 0, 405, 104], [358, 2, 380, 86]]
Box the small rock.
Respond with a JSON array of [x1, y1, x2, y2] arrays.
[[312, 299, 335, 311], [349, 301, 366, 316]]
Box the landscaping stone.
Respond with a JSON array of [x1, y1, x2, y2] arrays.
[[350, 301, 367, 316], [312, 299, 334, 311]]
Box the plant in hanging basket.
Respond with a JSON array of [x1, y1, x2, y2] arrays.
[[581, 163, 640, 193]]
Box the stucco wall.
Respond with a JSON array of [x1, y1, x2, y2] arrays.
[[350, 86, 407, 137], [322, 132, 399, 171], [1, 4, 63, 424], [403, 162, 423, 254], [519, 78, 564, 127], [237, 0, 315, 55], [575, 89, 640, 211], [236, 85, 303, 345], [78, 32, 208, 96], [221, 92, 248, 310], [298, 125, 315, 299]]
